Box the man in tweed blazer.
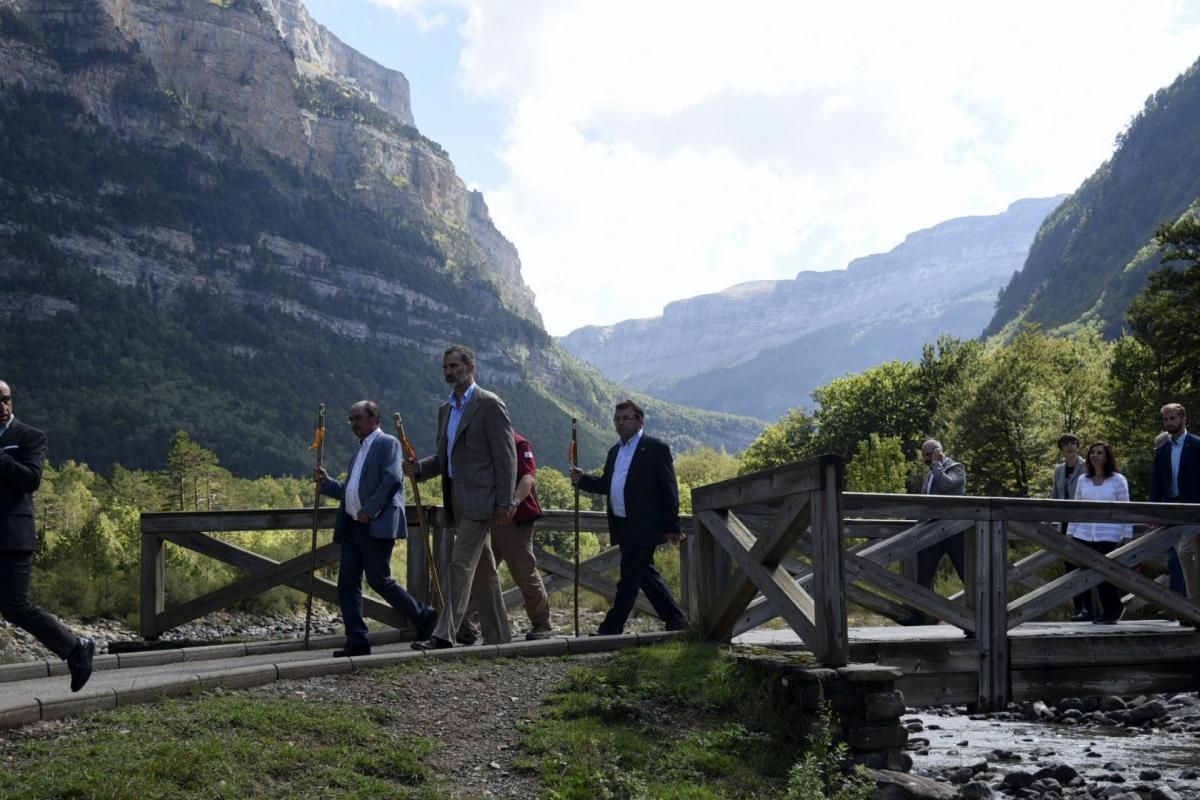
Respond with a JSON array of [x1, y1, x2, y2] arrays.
[[405, 345, 516, 649]]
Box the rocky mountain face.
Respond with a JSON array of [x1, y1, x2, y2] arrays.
[[0, 0, 761, 475], [561, 197, 1063, 421], [986, 56, 1200, 340]]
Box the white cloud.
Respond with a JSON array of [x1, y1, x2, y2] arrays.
[[397, 1, 1200, 333]]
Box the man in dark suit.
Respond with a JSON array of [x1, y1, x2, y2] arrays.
[[571, 399, 687, 635], [314, 399, 435, 657], [405, 345, 516, 650], [0, 380, 94, 691], [1151, 403, 1200, 600]]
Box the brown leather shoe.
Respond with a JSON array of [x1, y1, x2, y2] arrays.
[[524, 622, 555, 640]]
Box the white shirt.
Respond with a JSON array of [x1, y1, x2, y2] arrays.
[[1068, 472, 1132, 543], [344, 427, 382, 520], [610, 430, 643, 518]]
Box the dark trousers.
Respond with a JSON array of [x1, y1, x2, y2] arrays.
[[916, 532, 966, 590], [1077, 539, 1123, 619], [337, 525, 432, 648], [597, 518, 685, 635], [0, 549, 77, 660], [1168, 546, 1185, 594], [1060, 523, 1094, 615]]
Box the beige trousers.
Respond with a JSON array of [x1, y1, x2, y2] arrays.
[[460, 522, 550, 638], [432, 504, 511, 645]]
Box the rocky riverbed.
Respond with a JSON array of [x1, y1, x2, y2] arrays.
[[907, 694, 1200, 799]]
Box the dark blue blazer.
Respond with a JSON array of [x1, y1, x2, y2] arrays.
[[320, 432, 407, 543], [1151, 431, 1200, 503], [0, 418, 47, 552], [578, 433, 680, 546]]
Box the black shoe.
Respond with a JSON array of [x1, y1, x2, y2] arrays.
[[332, 644, 371, 657], [67, 637, 95, 693], [455, 628, 478, 646], [1071, 610, 1094, 622], [1092, 613, 1122, 625], [411, 636, 453, 651], [416, 609, 438, 641]]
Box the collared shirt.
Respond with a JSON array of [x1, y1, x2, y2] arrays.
[[1170, 432, 1186, 498], [344, 427, 382, 520], [445, 382, 477, 479], [610, 430, 643, 518]]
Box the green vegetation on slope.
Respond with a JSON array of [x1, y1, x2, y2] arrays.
[[987, 55, 1200, 339]]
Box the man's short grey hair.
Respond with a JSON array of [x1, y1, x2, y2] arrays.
[[1155, 430, 1171, 447], [921, 439, 942, 452]]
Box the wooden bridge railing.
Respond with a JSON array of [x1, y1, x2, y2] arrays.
[[141, 460, 1200, 711], [690, 455, 848, 665], [139, 506, 695, 640], [688, 458, 1200, 710]]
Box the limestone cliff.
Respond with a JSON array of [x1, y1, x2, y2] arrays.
[[0, 0, 760, 474], [84, 0, 539, 324], [561, 197, 1065, 421]]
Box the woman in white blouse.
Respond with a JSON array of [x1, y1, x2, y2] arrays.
[[1068, 441, 1133, 624]]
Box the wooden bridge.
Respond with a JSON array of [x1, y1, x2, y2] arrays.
[[140, 455, 1200, 711]]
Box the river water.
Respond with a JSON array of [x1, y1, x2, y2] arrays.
[[907, 709, 1200, 796]]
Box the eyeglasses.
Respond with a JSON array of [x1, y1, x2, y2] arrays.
[[613, 415, 638, 423], [348, 414, 371, 422]]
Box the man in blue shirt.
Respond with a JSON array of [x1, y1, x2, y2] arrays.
[[1151, 403, 1200, 602]]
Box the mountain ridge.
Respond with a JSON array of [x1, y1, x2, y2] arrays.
[[561, 197, 1063, 419], [985, 55, 1200, 339]]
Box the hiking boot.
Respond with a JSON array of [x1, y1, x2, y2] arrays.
[[524, 622, 555, 640]]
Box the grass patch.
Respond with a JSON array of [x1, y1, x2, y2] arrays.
[[0, 693, 439, 799], [518, 640, 802, 799]]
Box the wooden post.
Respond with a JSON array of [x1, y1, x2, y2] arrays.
[[679, 526, 694, 622], [811, 456, 848, 666], [694, 511, 725, 638], [974, 519, 1009, 712], [407, 505, 431, 605], [139, 530, 165, 639]]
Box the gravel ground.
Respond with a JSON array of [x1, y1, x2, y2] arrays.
[[254, 654, 611, 798]]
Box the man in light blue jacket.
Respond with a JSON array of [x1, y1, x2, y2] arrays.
[[315, 400, 436, 657]]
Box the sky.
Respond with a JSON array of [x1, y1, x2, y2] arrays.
[[301, 0, 1200, 336]]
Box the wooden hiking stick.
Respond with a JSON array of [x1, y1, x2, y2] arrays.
[[571, 418, 580, 637], [395, 413, 445, 613], [303, 404, 325, 649]]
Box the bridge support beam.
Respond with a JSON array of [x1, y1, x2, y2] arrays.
[[974, 519, 1009, 712]]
